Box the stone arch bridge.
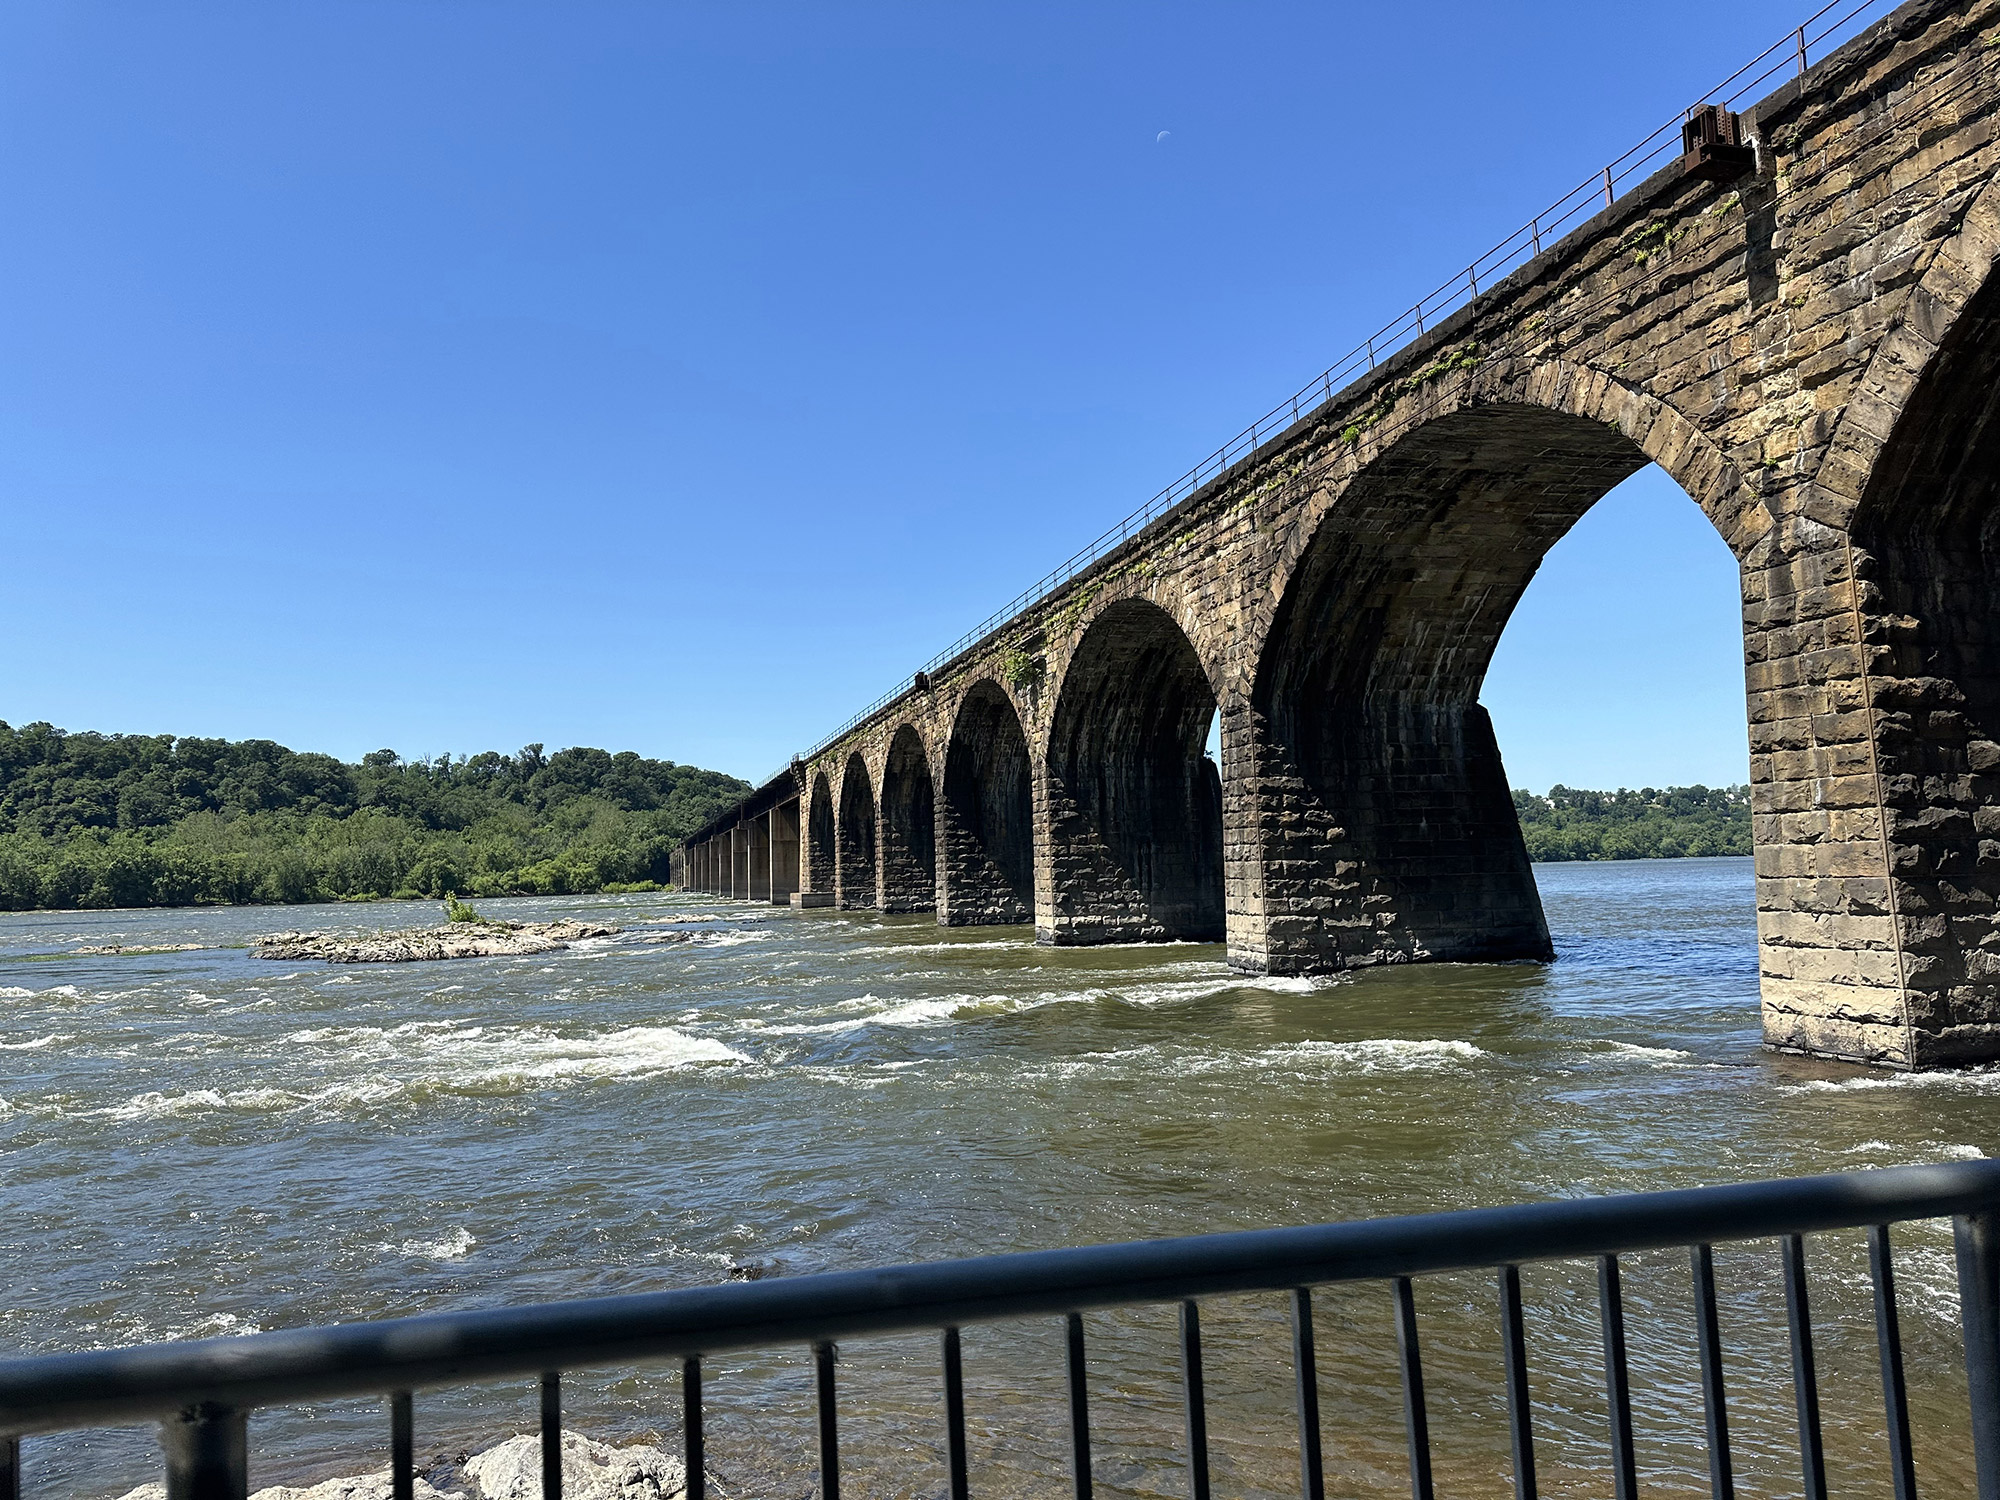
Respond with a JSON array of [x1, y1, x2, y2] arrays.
[[685, 0, 2000, 1071]]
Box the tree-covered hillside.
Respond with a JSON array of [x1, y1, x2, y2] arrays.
[[0, 722, 748, 910], [1513, 784, 1752, 861]]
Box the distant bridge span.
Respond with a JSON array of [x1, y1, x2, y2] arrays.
[[685, 0, 2000, 1070]]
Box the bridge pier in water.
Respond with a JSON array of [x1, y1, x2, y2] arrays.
[[685, 0, 2000, 1068]]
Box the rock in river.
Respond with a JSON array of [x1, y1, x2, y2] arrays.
[[252, 920, 620, 964]]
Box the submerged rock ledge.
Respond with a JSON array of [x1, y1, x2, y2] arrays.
[[252, 920, 621, 964], [117, 1430, 686, 1500]]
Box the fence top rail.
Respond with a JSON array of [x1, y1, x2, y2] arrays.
[[2, 1159, 1995, 1436]]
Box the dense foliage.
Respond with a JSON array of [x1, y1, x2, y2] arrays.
[[1513, 784, 1752, 861], [0, 722, 748, 910]]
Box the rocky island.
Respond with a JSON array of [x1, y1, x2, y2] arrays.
[[252, 918, 621, 964]]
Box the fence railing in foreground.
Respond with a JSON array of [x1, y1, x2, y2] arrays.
[[4, 1160, 2000, 1500]]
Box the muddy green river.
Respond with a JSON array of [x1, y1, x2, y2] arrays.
[[1, 857, 1993, 1497]]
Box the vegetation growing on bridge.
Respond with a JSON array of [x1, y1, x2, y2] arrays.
[[0, 722, 748, 910], [1513, 784, 1751, 861]]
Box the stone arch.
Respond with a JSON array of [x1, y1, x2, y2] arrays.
[[1044, 598, 1223, 944], [879, 725, 937, 913], [939, 679, 1034, 926], [1834, 224, 2000, 1064], [836, 752, 878, 910], [1251, 361, 1764, 659], [806, 770, 836, 896], [1817, 173, 2000, 527], [1245, 396, 1732, 972]]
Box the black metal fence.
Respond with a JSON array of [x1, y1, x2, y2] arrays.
[[3, 1159, 1999, 1500]]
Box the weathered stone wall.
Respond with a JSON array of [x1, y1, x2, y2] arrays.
[[692, 0, 2000, 1068]]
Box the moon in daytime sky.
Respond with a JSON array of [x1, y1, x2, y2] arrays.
[[1156, 130, 1170, 143]]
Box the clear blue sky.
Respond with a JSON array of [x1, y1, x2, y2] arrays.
[[1, 1, 1820, 792]]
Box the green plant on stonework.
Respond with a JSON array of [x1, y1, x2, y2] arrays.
[[1341, 343, 1484, 445], [1627, 218, 1688, 266], [999, 649, 1044, 690]]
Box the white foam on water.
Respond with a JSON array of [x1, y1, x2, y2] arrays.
[[441, 1024, 750, 1083], [1781, 1066, 2000, 1095], [104, 1087, 300, 1121], [750, 992, 1027, 1034], [1587, 1040, 1695, 1061], [1240, 1037, 1490, 1075], [382, 1227, 475, 1261], [0, 1034, 62, 1050]]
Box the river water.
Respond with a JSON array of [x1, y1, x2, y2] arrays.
[[1, 857, 1995, 1499]]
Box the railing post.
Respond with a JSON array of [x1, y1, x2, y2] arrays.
[[1603, 166, 1615, 208], [540, 1372, 562, 1500], [390, 1391, 413, 1500], [1796, 26, 1808, 76], [161, 1404, 247, 1500], [1957, 1209, 2000, 1500]]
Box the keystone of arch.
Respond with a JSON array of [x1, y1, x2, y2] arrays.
[[1812, 173, 2000, 530]]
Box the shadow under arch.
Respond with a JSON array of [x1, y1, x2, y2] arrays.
[[880, 725, 937, 913], [1045, 598, 1222, 944], [1248, 400, 1716, 972], [940, 681, 1035, 926], [806, 771, 836, 896], [836, 753, 878, 910], [1846, 257, 2000, 1058]]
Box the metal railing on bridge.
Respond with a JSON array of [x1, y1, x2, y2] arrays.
[[4, 1159, 2000, 1499], [762, 0, 1900, 786]]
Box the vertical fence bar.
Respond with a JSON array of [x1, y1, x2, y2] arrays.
[[1366, 337, 1376, 370], [1690, 1245, 1735, 1500], [942, 1328, 970, 1500], [1392, 1278, 1434, 1500], [1796, 26, 1808, 75], [1598, 1256, 1637, 1500], [1498, 1266, 1538, 1500], [540, 1373, 562, 1500], [1066, 1313, 1094, 1500], [1291, 1289, 1325, 1500], [390, 1391, 413, 1500], [1869, 1225, 1917, 1500], [683, 1357, 706, 1500], [1603, 166, 1615, 207], [161, 1404, 248, 1500], [816, 1342, 841, 1500], [1468, 265, 1479, 297], [1956, 1209, 2000, 1500], [1, 1437, 18, 1500], [1532, 218, 1542, 254], [1180, 1301, 1212, 1500], [1781, 1235, 1828, 1500], [1413, 305, 1425, 336]]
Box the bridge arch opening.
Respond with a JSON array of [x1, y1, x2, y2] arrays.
[[1046, 598, 1223, 944], [836, 753, 878, 910], [880, 726, 937, 913], [806, 771, 836, 896], [1845, 263, 2000, 1053], [1249, 401, 1732, 972], [940, 680, 1034, 926]]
